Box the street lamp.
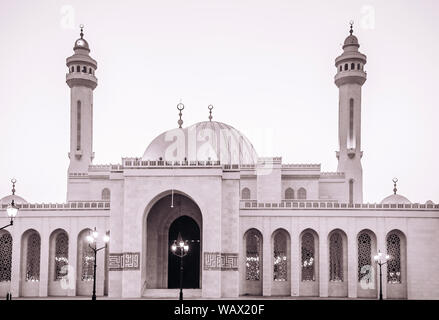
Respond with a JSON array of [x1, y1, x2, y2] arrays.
[[374, 250, 390, 300], [87, 227, 110, 300], [1, 179, 19, 231], [170, 232, 189, 301]]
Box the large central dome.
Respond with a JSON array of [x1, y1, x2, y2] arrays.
[[143, 121, 258, 165]]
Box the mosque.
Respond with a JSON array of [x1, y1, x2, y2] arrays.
[[0, 24, 438, 300]]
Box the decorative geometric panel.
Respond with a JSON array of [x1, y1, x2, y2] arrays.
[[0, 233, 12, 282], [81, 238, 94, 281], [273, 232, 287, 281], [329, 232, 343, 282], [26, 232, 41, 281], [301, 232, 315, 281], [357, 233, 371, 282], [108, 252, 140, 271], [55, 232, 69, 281], [387, 233, 401, 283], [203, 252, 238, 271], [246, 231, 261, 281]]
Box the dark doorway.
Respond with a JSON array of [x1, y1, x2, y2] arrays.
[[168, 215, 200, 288]]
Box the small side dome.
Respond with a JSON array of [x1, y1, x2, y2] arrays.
[[0, 194, 28, 205], [380, 194, 411, 205]]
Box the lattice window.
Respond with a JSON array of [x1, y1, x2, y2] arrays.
[[329, 232, 343, 281], [358, 233, 372, 282], [242, 188, 251, 200], [387, 233, 401, 283], [26, 232, 41, 281], [285, 188, 294, 200], [246, 231, 261, 281], [0, 232, 12, 282], [301, 232, 315, 281], [297, 188, 307, 200], [55, 232, 69, 281], [273, 232, 287, 281], [81, 236, 95, 281], [102, 188, 111, 201]]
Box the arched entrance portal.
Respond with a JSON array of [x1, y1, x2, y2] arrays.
[[168, 216, 200, 288], [144, 193, 202, 291]]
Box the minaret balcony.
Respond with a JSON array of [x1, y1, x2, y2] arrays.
[[334, 70, 367, 87], [66, 72, 98, 89]]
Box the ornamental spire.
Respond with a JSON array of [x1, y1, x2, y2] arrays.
[[392, 177, 398, 195], [80, 24, 84, 39], [208, 104, 213, 121], [177, 102, 184, 128], [349, 20, 354, 35], [11, 178, 16, 195]]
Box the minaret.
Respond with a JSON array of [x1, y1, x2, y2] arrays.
[[66, 25, 97, 173], [334, 22, 367, 203]]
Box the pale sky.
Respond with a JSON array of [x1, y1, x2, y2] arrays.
[[0, 0, 438, 204]]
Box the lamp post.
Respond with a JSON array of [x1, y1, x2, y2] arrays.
[[374, 250, 390, 300], [170, 233, 189, 301], [87, 227, 110, 301], [1, 179, 19, 231]]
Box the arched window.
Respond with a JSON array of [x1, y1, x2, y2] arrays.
[[89, 68, 92, 74], [77, 101, 81, 151], [273, 231, 287, 281], [54, 232, 69, 281], [297, 188, 307, 200], [81, 232, 94, 281], [387, 233, 401, 283], [242, 187, 251, 200], [76, 65, 80, 72], [351, 63, 355, 70], [357, 232, 371, 282], [357, 63, 361, 70], [285, 188, 294, 200], [26, 232, 41, 281], [329, 232, 343, 281], [0, 231, 12, 282], [349, 179, 354, 204], [245, 230, 261, 281], [82, 66, 87, 72], [344, 63, 348, 71], [301, 232, 315, 281], [70, 66, 74, 73], [102, 188, 111, 201], [339, 65, 342, 72]]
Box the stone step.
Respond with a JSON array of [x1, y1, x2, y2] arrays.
[[143, 289, 202, 298]]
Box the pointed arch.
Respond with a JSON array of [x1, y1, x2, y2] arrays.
[[285, 188, 294, 200], [242, 228, 263, 296]]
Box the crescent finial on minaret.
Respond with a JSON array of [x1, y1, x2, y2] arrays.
[[80, 24, 84, 39], [349, 20, 354, 35]]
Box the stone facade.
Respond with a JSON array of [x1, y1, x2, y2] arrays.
[[0, 26, 438, 300]]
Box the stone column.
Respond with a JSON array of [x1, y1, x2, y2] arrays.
[[67, 220, 78, 296], [376, 218, 387, 299], [262, 218, 271, 296], [347, 226, 357, 298], [39, 219, 49, 297], [290, 219, 300, 296], [11, 225, 21, 297], [319, 220, 328, 297]]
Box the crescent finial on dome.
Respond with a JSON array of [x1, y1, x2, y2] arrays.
[[392, 177, 398, 195], [349, 20, 354, 35]]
